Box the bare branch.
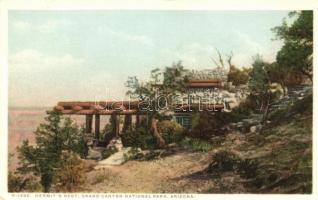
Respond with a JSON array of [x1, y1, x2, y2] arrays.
[[215, 48, 225, 68], [211, 57, 221, 68], [226, 51, 233, 68]]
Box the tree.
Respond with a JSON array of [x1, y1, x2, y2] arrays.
[[273, 11, 313, 81], [126, 61, 189, 148], [17, 111, 88, 192], [54, 151, 85, 192], [228, 65, 250, 86], [248, 55, 271, 118]]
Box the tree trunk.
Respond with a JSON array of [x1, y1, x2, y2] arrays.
[[300, 68, 312, 82], [280, 81, 287, 96], [262, 92, 271, 121], [150, 116, 165, 148]]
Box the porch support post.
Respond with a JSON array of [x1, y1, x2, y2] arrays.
[[95, 114, 100, 140], [123, 114, 132, 133], [136, 114, 140, 128], [85, 114, 93, 133], [115, 115, 120, 137]]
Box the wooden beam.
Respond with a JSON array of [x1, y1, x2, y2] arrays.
[[58, 101, 140, 109], [54, 105, 64, 111], [58, 109, 145, 115]]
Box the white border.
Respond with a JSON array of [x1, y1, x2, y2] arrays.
[[0, 0, 317, 199]]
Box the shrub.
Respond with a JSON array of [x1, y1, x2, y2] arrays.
[[188, 112, 225, 140], [216, 100, 254, 124], [123, 147, 143, 161], [268, 93, 313, 124], [180, 137, 212, 152], [92, 172, 109, 185], [121, 127, 156, 149], [158, 120, 184, 144], [101, 147, 118, 159], [208, 151, 241, 173], [238, 159, 259, 178], [54, 151, 85, 192], [8, 172, 41, 192], [17, 111, 89, 192]]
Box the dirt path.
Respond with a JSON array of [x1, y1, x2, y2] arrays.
[[82, 150, 214, 193]]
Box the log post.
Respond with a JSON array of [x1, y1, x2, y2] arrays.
[[115, 115, 120, 137], [85, 115, 93, 133], [123, 114, 132, 133], [95, 114, 100, 140], [111, 114, 120, 138], [136, 114, 140, 128]]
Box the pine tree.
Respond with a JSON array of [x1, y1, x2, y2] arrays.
[[17, 111, 88, 192]]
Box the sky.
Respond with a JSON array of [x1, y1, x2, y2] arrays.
[[9, 10, 291, 107]]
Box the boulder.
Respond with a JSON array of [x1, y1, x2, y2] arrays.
[[107, 138, 123, 151], [250, 126, 257, 133], [95, 147, 133, 169], [250, 124, 263, 133]]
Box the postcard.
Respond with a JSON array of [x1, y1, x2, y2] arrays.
[[0, 0, 316, 199]]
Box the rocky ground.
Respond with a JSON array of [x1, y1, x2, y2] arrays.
[[78, 93, 312, 193]]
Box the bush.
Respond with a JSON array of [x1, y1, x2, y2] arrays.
[[188, 112, 225, 140], [101, 147, 118, 159], [123, 147, 144, 161], [54, 151, 85, 192], [17, 112, 89, 192], [121, 127, 156, 150], [158, 120, 184, 144], [218, 100, 254, 123], [208, 150, 241, 173], [180, 137, 212, 152], [238, 159, 259, 178], [92, 172, 109, 185], [268, 93, 312, 124], [8, 172, 41, 192]]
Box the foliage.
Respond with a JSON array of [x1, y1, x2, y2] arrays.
[[188, 107, 250, 139], [189, 111, 226, 140], [92, 172, 109, 185], [248, 55, 271, 98], [101, 146, 118, 159], [123, 147, 144, 161], [208, 150, 241, 173], [180, 137, 212, 152], [268, 93, 312, 124], [54, 151, 85, 192], [248, 55, 274, 118], [272, 11, 313, 81], [121, 127, 156, 150], [16, 111, 88, 192], [219, 100, 253, 123], [238, 159, 259, 178], [228, 65, 250, 86], [8, 172, 41, 192], [102, 118, 117, 145], [126, 61, 190, 148], [208, 151, 259, 178], [158, 120, 184, 144]]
